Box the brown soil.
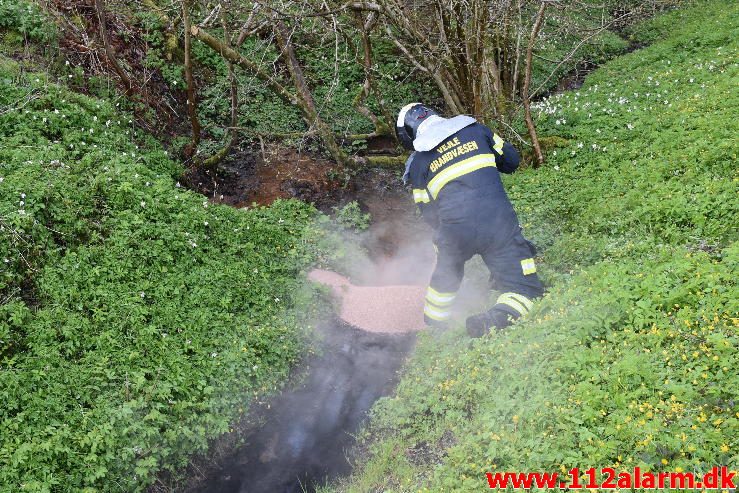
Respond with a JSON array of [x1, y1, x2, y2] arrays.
[[51, 0, 189, 140], [241, 148, 345, 207], [182, 145, 351, 210]]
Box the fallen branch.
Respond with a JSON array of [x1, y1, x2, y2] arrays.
[[354, 154, 408, 168]]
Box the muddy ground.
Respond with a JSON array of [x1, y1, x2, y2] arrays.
[[191, 320, 415, 493]]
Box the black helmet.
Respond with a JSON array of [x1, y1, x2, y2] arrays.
[[396, 103, 439, 150]]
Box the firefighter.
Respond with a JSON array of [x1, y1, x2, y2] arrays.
[[397, 103, 544, 337]]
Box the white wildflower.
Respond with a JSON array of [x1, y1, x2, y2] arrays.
[[140, 292, 145, 298], [140, 201, 146, 208]]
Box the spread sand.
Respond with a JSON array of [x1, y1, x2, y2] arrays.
[[308, 269, 426, 333]]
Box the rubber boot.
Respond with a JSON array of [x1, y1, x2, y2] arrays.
[[465, 307, 517, 338], [424, 314, 449, 331]]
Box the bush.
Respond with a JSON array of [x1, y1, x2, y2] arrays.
[[0, 59, 326, 491], [332, 201, 371, 231], [0, 0, 56, 44]]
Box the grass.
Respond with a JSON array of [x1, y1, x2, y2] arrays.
[[0, 54, 332, 491], [330, 1, 738, 491]]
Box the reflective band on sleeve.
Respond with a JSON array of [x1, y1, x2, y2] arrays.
[[412, 188, 431, 204], [423, 303, 452, 321], [427, 154, 497, 199], [426, 286, 456, 307], [496, 292, 533, 317], [493, 133, 505, 154], [521, 257, 536, 275]]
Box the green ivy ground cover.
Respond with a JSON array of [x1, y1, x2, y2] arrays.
[[0, 58, 328, 491], [331, 1, 738, 491]]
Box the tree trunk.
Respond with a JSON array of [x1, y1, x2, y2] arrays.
[[142, 0, 180, 60], [182, 0, 201, 160], [191, 25, 349, 166], [203, 9, 239, 169], [93, 0, 133, 95], [522, 2, 546, 167], [353, 13, 392, 138], [273, 19, 349, 165]]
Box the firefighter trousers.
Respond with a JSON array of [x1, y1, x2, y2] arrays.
[[423, 222, 544, 326]]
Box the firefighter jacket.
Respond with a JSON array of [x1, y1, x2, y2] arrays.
[[406, 121, 521, 238]]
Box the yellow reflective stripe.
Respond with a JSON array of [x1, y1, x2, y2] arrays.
[[506, 292, 534, 312], [493, 133, 505, 154], [521, 257, 536, 275], [426, 286, 456, 306], [427, 154, 497, 198], [412, 188, 430, 204], [496, 293, 529, 317], [423, 303, 452, 321], [497, 298, 528, 317], [425, 297, 454, 308]]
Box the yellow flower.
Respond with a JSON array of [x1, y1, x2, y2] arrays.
[[720, 444, 730, 453], [661, 458, 669, 465]]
